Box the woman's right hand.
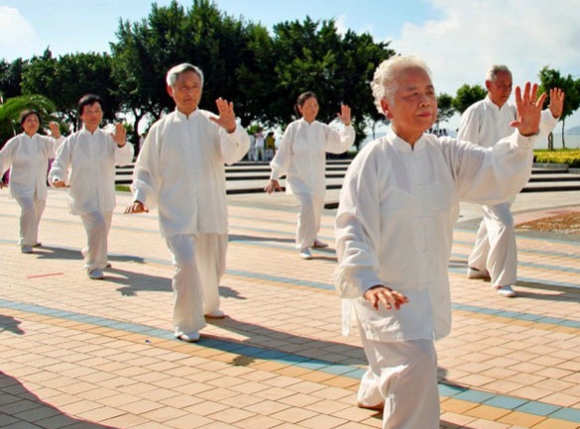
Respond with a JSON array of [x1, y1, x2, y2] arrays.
[[264, 179, 283, 194]]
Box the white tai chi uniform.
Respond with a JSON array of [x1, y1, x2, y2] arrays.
[[335, 128, 537, 429], [131, 109, 250, 337], [458, 97, 558, 287], [0, 132, 64, 246], [49, 127, 133, 270], [270, 119, 354, 249]]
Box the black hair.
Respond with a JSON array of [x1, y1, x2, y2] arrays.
[[19, 109, 41, 126], [78, 94, 104, 116]]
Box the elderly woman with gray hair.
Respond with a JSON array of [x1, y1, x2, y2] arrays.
[[334, 55, 559, 429], [0, 110, 63, 253]]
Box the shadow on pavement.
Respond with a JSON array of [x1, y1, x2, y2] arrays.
[[0, 370, 118, 428]]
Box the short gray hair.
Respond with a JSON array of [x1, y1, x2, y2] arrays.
[[486, 64, 511, 82], [370, 55, 432, 113], [166, 63, 204, 87]]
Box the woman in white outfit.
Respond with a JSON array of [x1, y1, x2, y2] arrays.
[[334, 56, 560, 429], [265, 91, 355, 260], [0, 110, 63, 253]]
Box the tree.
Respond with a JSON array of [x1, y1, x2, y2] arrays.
[[111, 0, 260, 148], [452, 84, 486, 114], [21, 49, 119, 130], [268, 17, 394, 148], [538, 66, 580, 149], [0, 94, 58, 148], [435, 93, 455, 132], [0, 58, 28, 99]]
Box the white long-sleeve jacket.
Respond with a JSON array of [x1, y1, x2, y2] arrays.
[[457, 96, 558, 147], [49, 127, 134, 215], [270, 119, 355, 196], [334, 129, 536, 342], [0, 132, 64, 200], [131, 109, 250, 238]]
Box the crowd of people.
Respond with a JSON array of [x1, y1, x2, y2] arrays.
[[0, 57, 564, 429]]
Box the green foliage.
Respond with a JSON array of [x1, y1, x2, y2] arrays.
[[538, 66, 580, 149], [0, 58, 28, 99], [452, 84, 486, 114], [0, 94, 59, 148], [436, 93, 455, 128], [534, 149, 580, 168], [21, 49, 119, 129]]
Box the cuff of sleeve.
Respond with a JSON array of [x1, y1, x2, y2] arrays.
[[514, 131, 537, 149], [133, 190, 147, 206]]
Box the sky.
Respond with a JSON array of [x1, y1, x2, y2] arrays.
[[1, 0, 580, 134]]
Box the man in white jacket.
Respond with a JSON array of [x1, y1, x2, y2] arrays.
[[334, 56, 563, 429], [125, 63, 250, 343], [49, 94, 133, 280], [457, 65, 563, 297]]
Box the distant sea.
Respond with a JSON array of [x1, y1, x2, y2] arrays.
[[535, 134, 580, 150]]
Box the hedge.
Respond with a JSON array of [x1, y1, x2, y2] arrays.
[[533, 149, 580, 168]]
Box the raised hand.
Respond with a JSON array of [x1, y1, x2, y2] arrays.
[[210, 98, 237, 133], [337, 103, 352, 126], [510, 82, 547, 137], [111, 123, 127, 147], [548, 87, 565, 119]]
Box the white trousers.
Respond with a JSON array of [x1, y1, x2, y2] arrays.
[[468, 202, 517, 287], [165, 233, 227, 336], [14, 196, 46, 246], [294, 193, 324, 250], [358, 333, 440, 429], [79, 211, 113, 271]]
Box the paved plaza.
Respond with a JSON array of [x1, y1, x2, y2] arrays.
[[0, 186, 579, 429]]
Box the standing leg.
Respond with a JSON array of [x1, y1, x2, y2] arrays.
[[195, 233, 227, 316], [166, 234, 207, 339], [295, 193, 321, 250], [358, 334, 440, 429], [79, 211, 112, 273], [467, 214, 490, 273], [484, 202, 517, 293], [15, 196, 44, 250]]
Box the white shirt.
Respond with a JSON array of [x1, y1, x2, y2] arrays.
[[0, 132, 63, 200], [49, 127, 134, 215], [457, 96, 558, 147], [270, 119, 355, 196], [131, 109, 250, 238], [334, 129, 536, 342]]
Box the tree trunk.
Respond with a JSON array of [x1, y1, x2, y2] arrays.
[[548, 132, 553, 151], [561, 119, 566, 149]]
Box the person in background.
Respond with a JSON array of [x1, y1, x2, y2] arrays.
[[0, 110, 63, 253], [458, 64, 564, 297], [265, 91, 354, 260], [125, 63, 250, 343], [265, 131, 276, 160], [254, 127, 265, 161], [334, 55, 557, 429], [49, 94, 133, 280]]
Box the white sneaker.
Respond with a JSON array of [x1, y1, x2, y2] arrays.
[[21, 245, 33, 254], [493, 284, 516, 298], [205, 309, 226, 319], [176, 332, 200, 343], [467, 267, 491, 280], [300, 248, 313, 260], [88, 269, 105, 280]]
